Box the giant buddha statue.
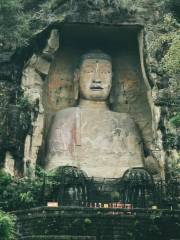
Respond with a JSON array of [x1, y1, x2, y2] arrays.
[[45, 50, 144, 178]]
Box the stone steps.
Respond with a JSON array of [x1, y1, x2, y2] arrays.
[[99, 236, 126, 240], [17, 220, 129, 238], [15, 207, 180, 240], [19, 236, 96, 240], [14, 208, 148, 240]]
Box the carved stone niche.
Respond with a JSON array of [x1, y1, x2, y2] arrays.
[[22, 23, 162, 178]]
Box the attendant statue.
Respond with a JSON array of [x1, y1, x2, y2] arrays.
[[45, 50, 144, 178]]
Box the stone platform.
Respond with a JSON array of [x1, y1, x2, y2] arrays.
[[15, 207, 180, 240]]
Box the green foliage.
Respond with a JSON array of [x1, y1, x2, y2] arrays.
[[168, 158, 180, 178], [0, 210, 16, 240], [149, 210, 163, 220], [165, 133, 179, 149], [146, 12, 180, 156], [0, 0, 31, 49], [148, 14, 179, 61], [164, 0, 180, 21], [0, 172, 44, 211], [19, 191, 34, 204], [69, 216, 92, 234], [22, 0, 44, 11], [0, 0, 178, 50], [16, 96, 33, 113], [126, 218, 161, 240], [66, 0, 150, 14], [126, 213, 180, 240], [169, 113, 180, 128], [84, 218, 92, 225], [0, 170, 12, 186], [161, 32, 180, 76], [111, 191, 120, 201], [35, 165, 48, 178]]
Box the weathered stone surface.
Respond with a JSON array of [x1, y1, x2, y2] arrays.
[[29, 55, 51, 75], [4, 152, 14, 176], [144, 155, 160, 175], [46, 107, 144, 178], [21, 70, 44, 175], [21, 30, 60, 175], [43, 29, 59, 59], [24, 114, 44, 176], [22, 66, 44, 111]]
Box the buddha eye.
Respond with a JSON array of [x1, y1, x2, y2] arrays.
[[85, 69, 93, 73]]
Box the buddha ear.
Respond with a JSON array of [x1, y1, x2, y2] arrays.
[[109, 73, 114, 104], [73, 69, 80, 100], [109, 92, 114, 104]]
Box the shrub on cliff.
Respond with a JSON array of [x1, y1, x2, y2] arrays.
[[0, 0, 31, 50], [0, 170, 43, 211]]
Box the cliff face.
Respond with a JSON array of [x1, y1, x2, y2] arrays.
[[0, 0, 179, 179]]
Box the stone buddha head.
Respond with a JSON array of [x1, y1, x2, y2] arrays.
[[74, 50, 112, 101]]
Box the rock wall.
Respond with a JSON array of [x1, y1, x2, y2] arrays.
[[21, 29, 59, 175]]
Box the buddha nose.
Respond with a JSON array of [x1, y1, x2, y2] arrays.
[[92, 80, 101, 84], [92, 79, 102, 88]]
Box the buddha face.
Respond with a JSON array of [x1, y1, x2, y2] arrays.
[[79, 58, 112, 101]]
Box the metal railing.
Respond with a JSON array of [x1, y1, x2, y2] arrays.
[[41, 175, 180, 209]]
